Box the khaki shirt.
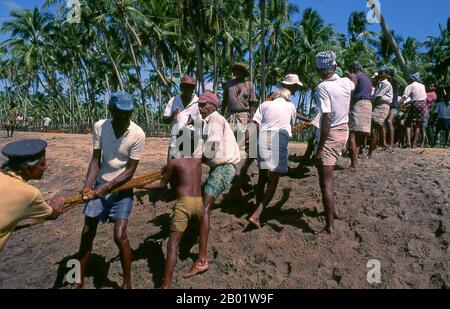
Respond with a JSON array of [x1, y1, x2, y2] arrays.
[[0, 170, 52, 251]]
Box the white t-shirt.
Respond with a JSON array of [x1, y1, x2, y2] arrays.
[[203, 111, 241, 167], [315, 74, 355, 127], [93, 119, 146, 183], [42, 117, 51, 127], [373, 79, 393, 105], [253, 98, 297, 137], [163, 94, 199, 121], [402, 82, 427, 102]]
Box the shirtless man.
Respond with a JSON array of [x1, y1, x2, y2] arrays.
[[142, 138, 202, 288]]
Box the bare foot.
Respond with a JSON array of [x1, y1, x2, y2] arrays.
[[247, 216, 261, 229], [325, 224, 335, 234], [333, 210, 341, 220], [184, 260, 209, 278]]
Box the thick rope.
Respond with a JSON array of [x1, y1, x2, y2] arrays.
[[14, 171, 162, 231], [291, 123, 311, 133]]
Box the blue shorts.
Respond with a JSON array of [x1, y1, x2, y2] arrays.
[[83, 190, 133, 222]]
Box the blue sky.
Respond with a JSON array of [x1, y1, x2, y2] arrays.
[[290, 0, 450, 42]]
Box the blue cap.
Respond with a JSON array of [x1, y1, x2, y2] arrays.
[[109, 91, 134, 111], [1, 139, 47, 161]]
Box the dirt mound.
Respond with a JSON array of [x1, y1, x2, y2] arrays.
[[0, 131, 448, 288]]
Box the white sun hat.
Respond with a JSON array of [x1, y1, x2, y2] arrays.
[[281, 74, 303, 87]]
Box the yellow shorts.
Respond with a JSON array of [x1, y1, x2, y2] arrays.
[[170, 196, 203, 232]]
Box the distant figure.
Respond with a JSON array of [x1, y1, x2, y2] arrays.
[[386, 72, 400, 149], [423, 83, 437, 147], [432, 93, 450, 147], [368, 66, 393, 159], [347, 61, 372, 168], [26, 116, 34, 130], [221, 62, 257, 195], [398, 73, 427, 148], [76, 92, 145, 289], [141, 136, 202, 288], [0, 139, 64, 251], [42, 117, 51, 131], [313, 51, 355, 234], [5, 103, 18, 138]]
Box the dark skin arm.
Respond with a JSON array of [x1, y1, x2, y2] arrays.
[[313, 113, 332, 161], [296, 112, 312, 123], [47, 197, 65, 220], [141, 164, 173, 190], [221, 87, 228, 115], [80, 149, 101, 200], [81, 149, 140, 200]]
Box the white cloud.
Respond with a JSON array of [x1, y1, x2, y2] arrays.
[[2, 0, 23, 12]]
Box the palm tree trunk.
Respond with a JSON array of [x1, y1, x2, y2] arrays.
[[379, 14, 409, 76], [176, 51, 183, 77], [105, 73, 111, 119], [368, 1, 409, 76], [123, 15, 150, 131], [248, 0, 254, 85], [213, 0, 219, 93], [259, 0, 266, 101], [148, 55, 173, 98], [194, 37, 205, 93], [100, 30, 125, 91]]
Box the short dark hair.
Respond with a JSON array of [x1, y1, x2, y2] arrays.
[[349, 61, 363, 71]]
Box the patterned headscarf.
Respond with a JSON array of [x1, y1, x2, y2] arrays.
[[315, 51, 337, 71], [410, 72, 421, 82]]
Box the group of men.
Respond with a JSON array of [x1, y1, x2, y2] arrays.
[[3, 103, 52, 137], [1, 50, 449, 289], [347, 64, 449, 169]]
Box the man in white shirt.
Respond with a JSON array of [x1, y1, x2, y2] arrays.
[[42, 117, 51, 131], [247, 88, 310, 228], [313, 51, 355, 234], [368, 66, 393, 159], [184, 91, 240, 278], [399, 72, 427, 148], [76, 91, 146, 289], [163, 76, 199, 159]]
